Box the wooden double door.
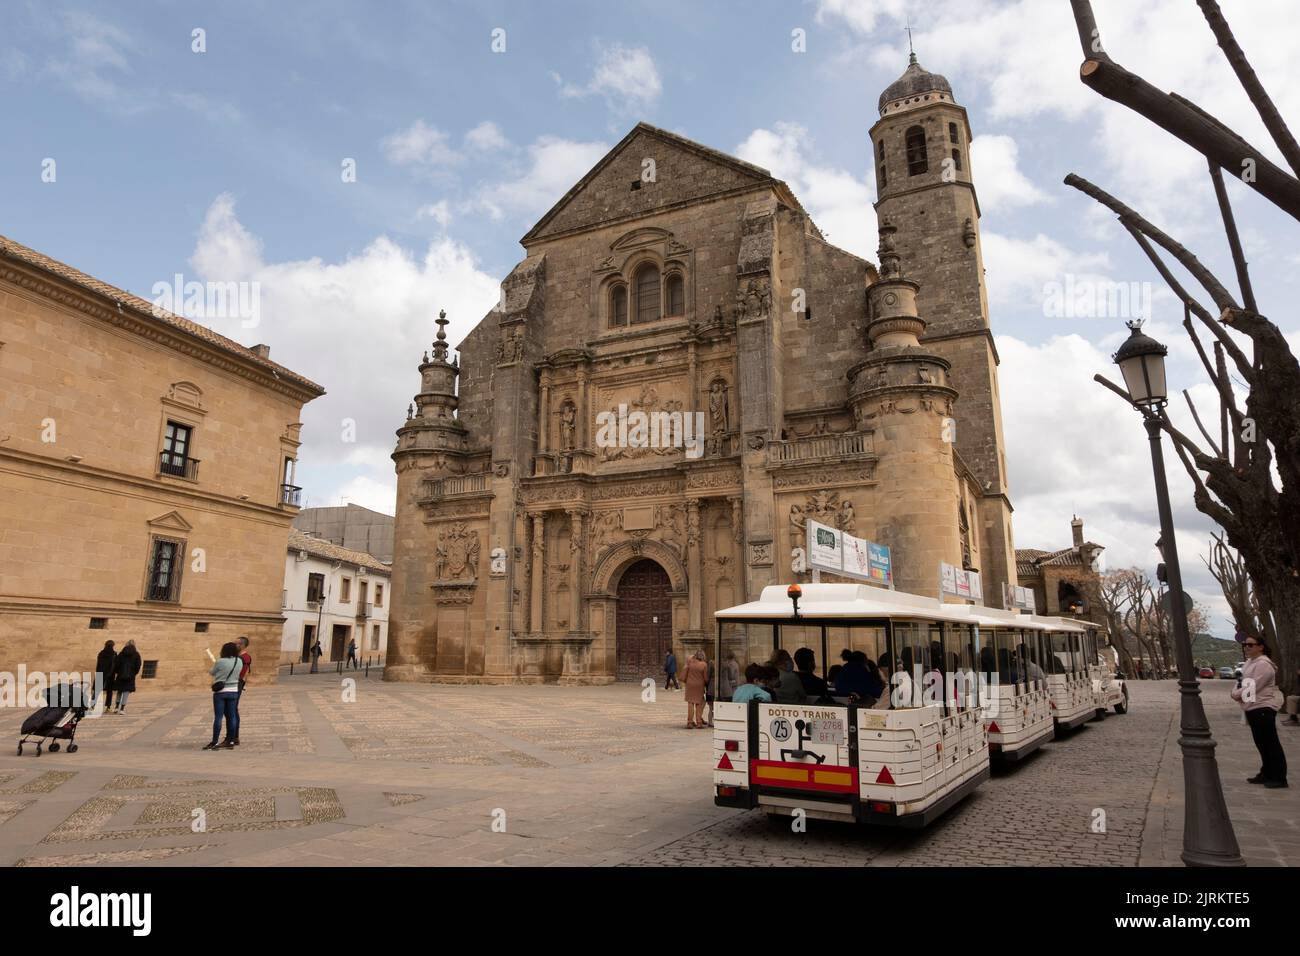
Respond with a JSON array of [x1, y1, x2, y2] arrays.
[[615, 559, 673, 682]]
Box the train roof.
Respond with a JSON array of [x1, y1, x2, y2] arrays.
[[715, 584, 1086, 632]]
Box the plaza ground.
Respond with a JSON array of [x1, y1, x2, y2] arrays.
[[0, 675, 1294, 867]]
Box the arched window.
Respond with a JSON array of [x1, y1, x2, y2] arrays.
[[610, 286, 627, 327], [948, 122, 959, 144], [634, 264, 660, 324], [665, 273, 685, 316], [905, 126, 928, 176], [878, 163, 887, 189], [951, 148, 962, 172]]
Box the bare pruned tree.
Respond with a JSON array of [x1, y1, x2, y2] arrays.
[[1067, 0, 1300, 695], [1205, 531, 1279, 648]]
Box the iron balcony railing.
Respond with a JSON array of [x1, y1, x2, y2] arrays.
[[280, 484, 303, 507], [158, 452, 200, 480]]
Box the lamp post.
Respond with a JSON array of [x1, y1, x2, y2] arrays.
[[1112, 320, 1243, 867]]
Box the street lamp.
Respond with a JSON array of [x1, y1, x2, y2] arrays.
[[1111, 320, 1243, 867]]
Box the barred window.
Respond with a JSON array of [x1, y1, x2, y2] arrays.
[[634, 265, 660, 324], [145, 536, 184, 602], [610, 285, 627, 327], [665, 273, 685, 316]]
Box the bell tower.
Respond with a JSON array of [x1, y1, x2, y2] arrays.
[[869, 53, 1018, 602]]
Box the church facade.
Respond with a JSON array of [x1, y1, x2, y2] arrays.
[[386, 58, 1020, 684]]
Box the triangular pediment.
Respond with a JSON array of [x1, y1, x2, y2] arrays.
[[147, 510, 194, 533], [521, 123, 784, 246]]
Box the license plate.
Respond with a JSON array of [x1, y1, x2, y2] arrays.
[[807, 718, 846, 745]]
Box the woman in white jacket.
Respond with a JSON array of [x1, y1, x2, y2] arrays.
[[1230, 634, 1287, 788]]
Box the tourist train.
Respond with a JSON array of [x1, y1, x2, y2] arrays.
[[711, 583, 1126, 828]]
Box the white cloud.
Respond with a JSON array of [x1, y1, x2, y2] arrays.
[[979, 231, 1109, 313], [818, 0, 1300, 231], [465, 120, 508, 152], [471, 135, 608, 220], [187, 194, 501, 511], [48, 11, 139, 109], [735, 122, 877, 259], [998, 333, 1236, 636], [416, 200, 452, 228], [558, 43, 662, 112], [969, 134, 1049, 212], [382, 119, 461, 168]]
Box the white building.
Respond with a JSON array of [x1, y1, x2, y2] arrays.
[[282, 529, 391, 666]]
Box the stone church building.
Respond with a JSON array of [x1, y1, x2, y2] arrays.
[[387, 56, 1020, 684]]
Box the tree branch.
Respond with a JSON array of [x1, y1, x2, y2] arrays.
[[1197, 0, 1300, 177], [1065, 174, 1241, 314], [1183, 388, 1223, 459], [1068, 2, 1300, 219]]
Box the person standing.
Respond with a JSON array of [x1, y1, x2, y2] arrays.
[[310, 637, 323, 673], [718, 651, 740, 702], [682, 650, 709, 729], [232, 636, 251, 747], [347, 637, 359, 670], [1232, 634, 1288, 788], [93, 640, 116, 713], [664, 648, 679, 690], [204, 643, 242, 750], [112, 640, 141, 713]]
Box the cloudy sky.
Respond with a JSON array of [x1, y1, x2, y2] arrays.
[[5, 0, 1298, 637]]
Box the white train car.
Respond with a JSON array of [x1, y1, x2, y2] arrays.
[[964, 606, 1054, 763], [712, 584, 989, 828], [1087, 630, 1129, 716], [1030, 615, 1097, 734]]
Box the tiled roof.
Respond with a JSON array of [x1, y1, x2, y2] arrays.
[[1016, 543, 1104, 577], [0, 233, 324, 396], [288, 530, 390, 574]]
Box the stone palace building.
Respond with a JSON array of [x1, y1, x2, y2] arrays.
[[387, 56, 1020, 684]]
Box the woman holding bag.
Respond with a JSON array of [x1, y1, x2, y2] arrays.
[[204, 643, 242, 751]]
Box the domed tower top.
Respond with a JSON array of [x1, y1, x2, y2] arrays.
[[878, 52, 955, 116]]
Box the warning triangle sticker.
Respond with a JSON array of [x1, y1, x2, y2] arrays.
[[717, 753, 734, 771]]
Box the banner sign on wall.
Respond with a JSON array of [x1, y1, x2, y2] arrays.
[[939, 561, 983, 602], [1004, 583, 1035, 611], [807, 521, 893, 588]]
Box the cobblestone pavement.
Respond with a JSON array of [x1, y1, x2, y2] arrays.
[[0, 674, 1292, 866]]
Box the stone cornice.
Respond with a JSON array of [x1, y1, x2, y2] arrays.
[[0, 260, 324, 404], [0, 447, 297, 524]]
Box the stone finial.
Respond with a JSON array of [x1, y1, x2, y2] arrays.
[[878, 219, 903, 279], [433, 309, 449, 361]]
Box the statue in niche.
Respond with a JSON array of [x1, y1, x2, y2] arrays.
[[559, 400, 577, 451], [708, 380, 730, 455]]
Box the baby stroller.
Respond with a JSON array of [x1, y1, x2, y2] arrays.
[[17, 683, 89, 756]]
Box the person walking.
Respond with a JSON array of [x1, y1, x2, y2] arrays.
[[204, 643, 242, 750], [1231, 634, 1288, 788], [310, 638, 323, 673], [664, 648, 679, 690], [718, 651, 740, 702], [232, 636, 251, 747], [347, 637, 359, 670], [682, 650, 709, 729], [112, 640, 142, 713], [703, 657, 716, 727], [93, 640, 116, 713]]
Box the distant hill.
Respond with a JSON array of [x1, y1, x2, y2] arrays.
[[1192, 632, 1242, 668]]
